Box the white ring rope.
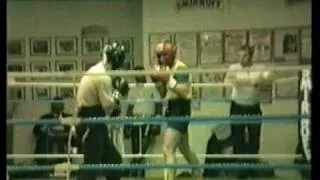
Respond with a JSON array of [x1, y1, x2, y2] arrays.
[[7, 153, 303, 159], [8, 82, 231, 88], [7, 78, 298, 89], [7, 65, 311, 78]]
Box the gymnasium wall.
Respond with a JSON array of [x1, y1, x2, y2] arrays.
[[7, 0, 311, 178], [7, 0, 143, 66]]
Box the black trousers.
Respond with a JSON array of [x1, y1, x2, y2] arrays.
[[131, 125, 151, 158], [77, 105, 122, 180], [127, 125, 153, 177], [230, 101, 262, 178], [230, 101, 262, 156]]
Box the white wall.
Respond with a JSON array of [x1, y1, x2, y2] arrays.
[[7, 0, 143, 66]]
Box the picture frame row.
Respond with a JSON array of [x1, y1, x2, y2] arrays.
[[8, 60, 99, 73], [7, 36, 134, 58], [149, 26, 311, 66], [8, 87, 76, 101]]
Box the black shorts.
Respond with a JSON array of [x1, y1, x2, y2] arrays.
[[166, 99, 191, 133]]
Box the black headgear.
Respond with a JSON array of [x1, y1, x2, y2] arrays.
[[102, 41, 126, 70]]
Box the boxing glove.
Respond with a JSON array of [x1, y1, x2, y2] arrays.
[[112, 76, 130, 97], [110, 77, 130, 117]]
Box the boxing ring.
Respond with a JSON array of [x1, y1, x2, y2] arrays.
[[7, 65, 311, 179]]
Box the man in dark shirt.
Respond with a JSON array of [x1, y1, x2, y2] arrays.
[[33, 97, 72, 166]]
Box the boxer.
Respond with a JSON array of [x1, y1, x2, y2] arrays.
[[150, 40, 201, 180], [76, 41, 129, 180]]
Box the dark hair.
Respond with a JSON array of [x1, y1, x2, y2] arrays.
[[52, 96, 63, 101], [239, 45, 254, 58], [133, 66, 144, 70]]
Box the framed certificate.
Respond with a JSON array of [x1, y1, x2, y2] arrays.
[[224, 31, 247, 63], [274, 28, 300, 64], [200, 65, 226, 101], [248, 29, 272, 62], [174, 32, 198, 67], [199, 31, 223, 64]]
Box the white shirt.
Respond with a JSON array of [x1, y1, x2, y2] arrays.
[[225, 63, 266, 105], [127, 83, 161, 116], [76, 61, 115, 115]]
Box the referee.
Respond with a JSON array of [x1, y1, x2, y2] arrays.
[[224, 45, 274, 179]]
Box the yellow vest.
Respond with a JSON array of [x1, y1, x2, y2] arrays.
[[166, 60, 192, 100]]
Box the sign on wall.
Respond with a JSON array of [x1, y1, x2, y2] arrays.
[[176, 0, 225, 10]]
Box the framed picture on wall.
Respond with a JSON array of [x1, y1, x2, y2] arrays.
[[174, 32, 198, 67], [224, 31, 247, 63], [30, 61, 51, 100], [7, 62, 26, 100], [274, 28, 300, 64], [199, 31, 223, 64], [200, 65, 226, 101], [149, 33, 172, 65], [55, 36, 78, 56], [248, 29, 272, 62], [82, 59, 97, 71], [57, 87, 77, 99], [30, 61, 51, 80], [300, 27, 311, 64], [32, 87, 51, 100], [55, 60, 77, 72], [30, 61, 51, 73], [82, 36, 104, 56], [7, 62, 25, 72], [55, 60, 77, 81], [7, 39, 25, 58], [30, 37, 51, 56]]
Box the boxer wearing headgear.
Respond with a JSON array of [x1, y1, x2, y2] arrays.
[[150, 40, 202, 180], [76, 41, 129, 180]]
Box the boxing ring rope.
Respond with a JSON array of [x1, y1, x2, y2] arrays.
[[6, 65, 311, 179], [7, 65, 310, 78], [6, 115, 309, 126], [7, 153, 303, 160]]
